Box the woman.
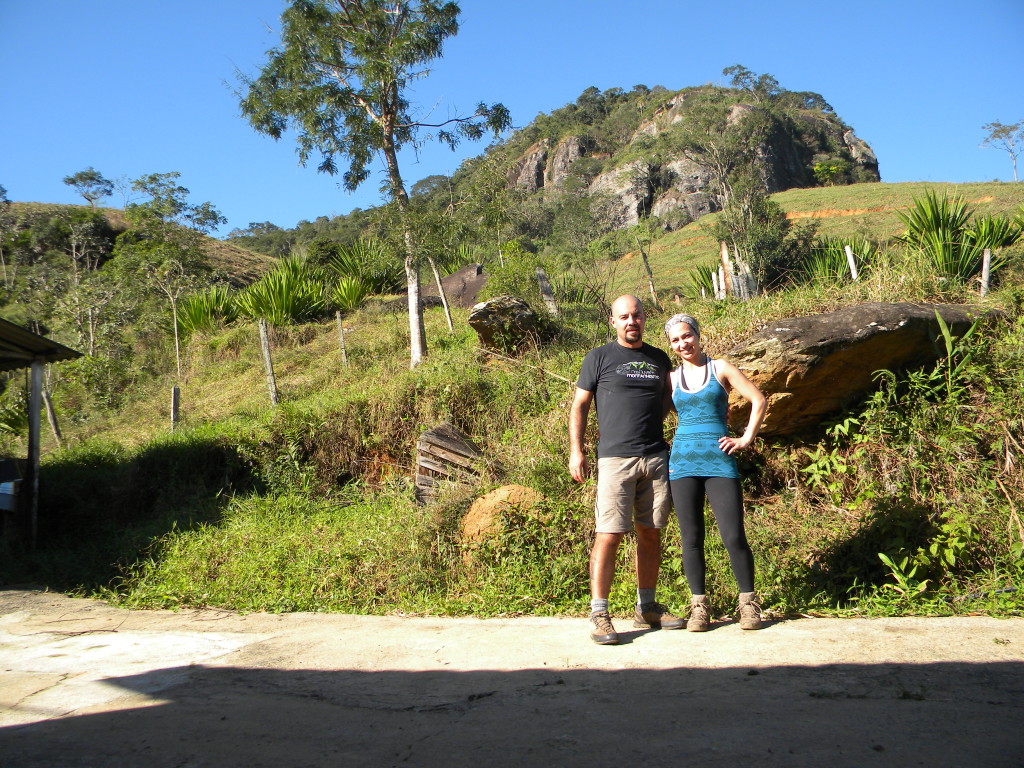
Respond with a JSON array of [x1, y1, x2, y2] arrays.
[[664, 313, 767, 631]]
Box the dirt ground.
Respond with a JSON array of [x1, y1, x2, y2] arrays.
[[2, 588, 1023, 767]]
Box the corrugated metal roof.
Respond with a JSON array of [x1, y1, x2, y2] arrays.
[[0, 316, 82, 371]]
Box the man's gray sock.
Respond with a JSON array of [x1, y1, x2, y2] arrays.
[[637, 588, 656, 607], [590, 598, 609, 615]]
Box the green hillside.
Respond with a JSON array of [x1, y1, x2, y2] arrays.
[[1, 178, 1021, 622], [622, 181, 1024, 299]]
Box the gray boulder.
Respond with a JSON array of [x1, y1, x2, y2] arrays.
[[724, 302, 992, 437], [468, 296, 552, 352]]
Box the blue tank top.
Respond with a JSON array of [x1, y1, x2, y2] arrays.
[[669, 359, 739, 480]]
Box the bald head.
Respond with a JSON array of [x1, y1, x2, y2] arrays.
[[609, 294, 646, 348]]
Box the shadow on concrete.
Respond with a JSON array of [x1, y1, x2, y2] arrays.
[[2, 661, 1022, 767]]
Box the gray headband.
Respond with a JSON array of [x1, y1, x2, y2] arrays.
[[664, 313, 700, 338]]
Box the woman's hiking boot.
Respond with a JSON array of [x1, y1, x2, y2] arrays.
[[686, 594, 711, 632], [589, 611, 620, 645], [738, 592, 763, 630]]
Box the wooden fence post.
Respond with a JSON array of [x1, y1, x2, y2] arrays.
[[171, 386, 180, 430], [27, 359, 42, 547], [844, 245, 860, 281], [336, 311, 348, 365], [535, 267, 561, 318], [259, 318, 279, 406], [980, 248, 992, 297]]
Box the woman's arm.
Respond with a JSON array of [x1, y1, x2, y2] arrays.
[[716, 359, 766, 454]]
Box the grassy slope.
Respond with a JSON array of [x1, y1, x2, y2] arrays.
[[45, 180, 1024, 450], [613, 181, 1024, 297]]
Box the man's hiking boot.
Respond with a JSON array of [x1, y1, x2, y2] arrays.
[[686, 595, 711, 632], [633, 602, 685, 630], [738, 592, 763, 630], [590, 611, 620, 645]]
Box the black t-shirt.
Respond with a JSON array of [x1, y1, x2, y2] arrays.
[[576, 341, 671, 458]]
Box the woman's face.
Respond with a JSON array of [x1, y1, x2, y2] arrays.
[[667, 322, 701, 361]]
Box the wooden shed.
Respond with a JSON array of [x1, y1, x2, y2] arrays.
[[0, 317, 82, 544]]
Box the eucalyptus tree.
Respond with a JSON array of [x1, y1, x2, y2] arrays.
[[238, 0, 510, 368], [981, 120, 1023, 182]]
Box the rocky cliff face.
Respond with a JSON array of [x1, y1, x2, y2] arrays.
[[505, 88, 879, 233]]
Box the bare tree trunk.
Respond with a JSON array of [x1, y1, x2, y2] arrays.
[[427, 255, 454, 332], [170, 386, 180, 431], [404, 254, 426, 368], [719, 242, 734, 297], [382, 133, 427, 369], [170, 295, 182, 379], [634, 234, 660, 311], [42, 389, 62, 448]]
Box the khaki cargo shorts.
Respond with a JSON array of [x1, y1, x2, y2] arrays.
[[594, 452, 670, 533]]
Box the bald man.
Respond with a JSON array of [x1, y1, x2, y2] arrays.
[[569, 295, 683, 644]]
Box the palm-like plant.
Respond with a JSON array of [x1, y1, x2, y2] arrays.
[[177, 284, 239, 336], [685, 263, 717, 297], [897, 191, 980, 281], [327, 238, 404, 294], [330, 275, 371, 313], [236, 256, 328, 326]]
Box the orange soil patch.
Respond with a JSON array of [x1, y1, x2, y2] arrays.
[[786, 196, 998, 220], [786, 205, 898, 219]]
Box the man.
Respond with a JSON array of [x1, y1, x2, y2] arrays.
[[569, 295, 684, 644]]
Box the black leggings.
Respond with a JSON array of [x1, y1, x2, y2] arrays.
[[670, 476, 754, 594]]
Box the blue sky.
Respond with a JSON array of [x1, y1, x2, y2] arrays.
[[1, 0, 1021, 237]]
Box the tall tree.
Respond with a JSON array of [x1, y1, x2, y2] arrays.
[[238, 0, 510, 368], [0, 185, 14, 290], [981, 120, 1023, 181], [62, 167, 114, 208]]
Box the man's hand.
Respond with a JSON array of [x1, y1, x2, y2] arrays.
[[569, 450, 590, 483]]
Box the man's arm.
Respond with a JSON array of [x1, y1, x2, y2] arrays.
[[569, 387, 594, 482]]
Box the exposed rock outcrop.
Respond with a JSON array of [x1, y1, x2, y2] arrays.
[[587, 160, 653, 229], [546, 135, 588, 190], [503, 86, 880, 233], [508, 140, 549, 193], [724, 303, 992, 437]]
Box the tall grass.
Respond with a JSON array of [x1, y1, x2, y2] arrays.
[[799, 236, 879, 285]]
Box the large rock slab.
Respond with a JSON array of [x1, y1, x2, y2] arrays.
[[421, 263, 488, 309], [725, 302, 991, 436]]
